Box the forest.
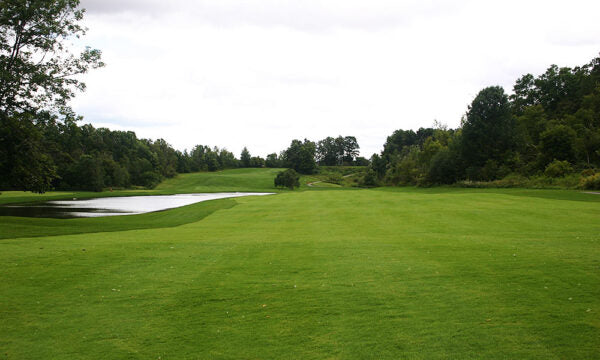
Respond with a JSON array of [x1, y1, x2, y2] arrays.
[[363, 56, 600, 189], [0, 109, 368, 192]]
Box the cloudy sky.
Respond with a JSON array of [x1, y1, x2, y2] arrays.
[[73, 0, 600, 157]]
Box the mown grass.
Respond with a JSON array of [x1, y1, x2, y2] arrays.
[[156, 167, 285, 193], [1, 170, 599, 359]]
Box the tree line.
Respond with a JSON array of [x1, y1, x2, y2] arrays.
[[2, 1, 598, 193], [0, 0, 366, 193], [0, 105, 366, 192], [362, 55, 600, 188]]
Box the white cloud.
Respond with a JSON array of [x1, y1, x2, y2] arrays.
[[80, 0, 464, 31], [72, 0, 600, 157]]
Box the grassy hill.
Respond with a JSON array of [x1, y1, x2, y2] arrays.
[[156, 168, 285, 193], [1, 169, 599, 358]]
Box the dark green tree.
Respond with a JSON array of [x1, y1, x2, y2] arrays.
[[461, 86, 515, 177], [539, 124, 577, 163], [249, 156, 265, 168], [342, 136, 360, 164], [0, 112, 57, 192], [265, 153, 281, 168], [274, 169, 300, 189], [316, 136, 339, 165], [282, 139, 317, 174], [240, 147, 251, 167]]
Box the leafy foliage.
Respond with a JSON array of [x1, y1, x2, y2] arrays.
[[580, 172, 600, 190], [0, 0, 103, 192], [274, 168, 300, 189], [544, 159, 573, 178], [0, 0, 104, 115], [316, 135, 360, 166], [282, 139, 317, 174], [367, 54, 600, 187]]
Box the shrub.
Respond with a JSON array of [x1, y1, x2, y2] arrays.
[[580, 173, 600, 190], [359, 169, 379, 187], [274, 169, 300, 190], [427, 149, 459, 184], [581, 168, 596, 177], [544, 160, 573, 178]]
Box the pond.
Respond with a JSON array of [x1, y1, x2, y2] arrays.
[[0, 193, 273, 219]]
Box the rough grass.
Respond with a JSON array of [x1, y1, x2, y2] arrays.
[[1, 170, 599, 359]]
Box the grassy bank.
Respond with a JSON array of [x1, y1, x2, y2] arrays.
[[1, 176, 599, 358], [156, 167, 285, 193]]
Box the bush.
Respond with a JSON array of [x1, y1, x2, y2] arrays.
[[274, 169, 300, 189], [581, 168, 596, 177], [359, 169, 379, 187], [580, 173, 600, 190], [544, 160, 573, 178], [427, 149, 459, 184]]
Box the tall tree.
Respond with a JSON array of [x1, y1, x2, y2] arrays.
[[342, 136, 359, 164], [0, 0, 104, 115], [461, 86, 516, 174], [240, 147, 251, 167], [282, 139, 317, 174], [0, 0, 103, 192], [316, 136, 339, 166]]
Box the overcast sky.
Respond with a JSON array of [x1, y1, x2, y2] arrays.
[[73, 0, 600, 157]]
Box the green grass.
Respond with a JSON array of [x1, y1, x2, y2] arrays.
[[1, 169, 599, 359], [0, 198, 237, 240], [156, 167, 285, 193]]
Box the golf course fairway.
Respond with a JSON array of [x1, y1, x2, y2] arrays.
[[1, 171, 599, 359]]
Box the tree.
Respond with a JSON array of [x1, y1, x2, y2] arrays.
[[0, 111, 56, 192], [316, 136, 338, 166], [240, 147, 251, 167], [274, 169, 300, 189], [249, 156, 265, 168], [355, 156, 370, 166], [316, 135, 360, 165], [460, 86, 515, 175], [539, 124, 577, 163], [265, 153, 281, 168], [341, 136, 359, 164], [427, 147, 460, 184], [0, 0, 104, 114], [282, 139, 317, 174], [218, 148, 238, 169], [0, 0, 103, 193]]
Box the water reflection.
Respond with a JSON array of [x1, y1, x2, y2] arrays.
[[0, 193, 273, 218]]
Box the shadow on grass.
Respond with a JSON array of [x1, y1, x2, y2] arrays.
[[0, 198, 237, 240]]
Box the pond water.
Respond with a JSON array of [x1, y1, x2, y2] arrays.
[[0, 193, 273, 219]]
